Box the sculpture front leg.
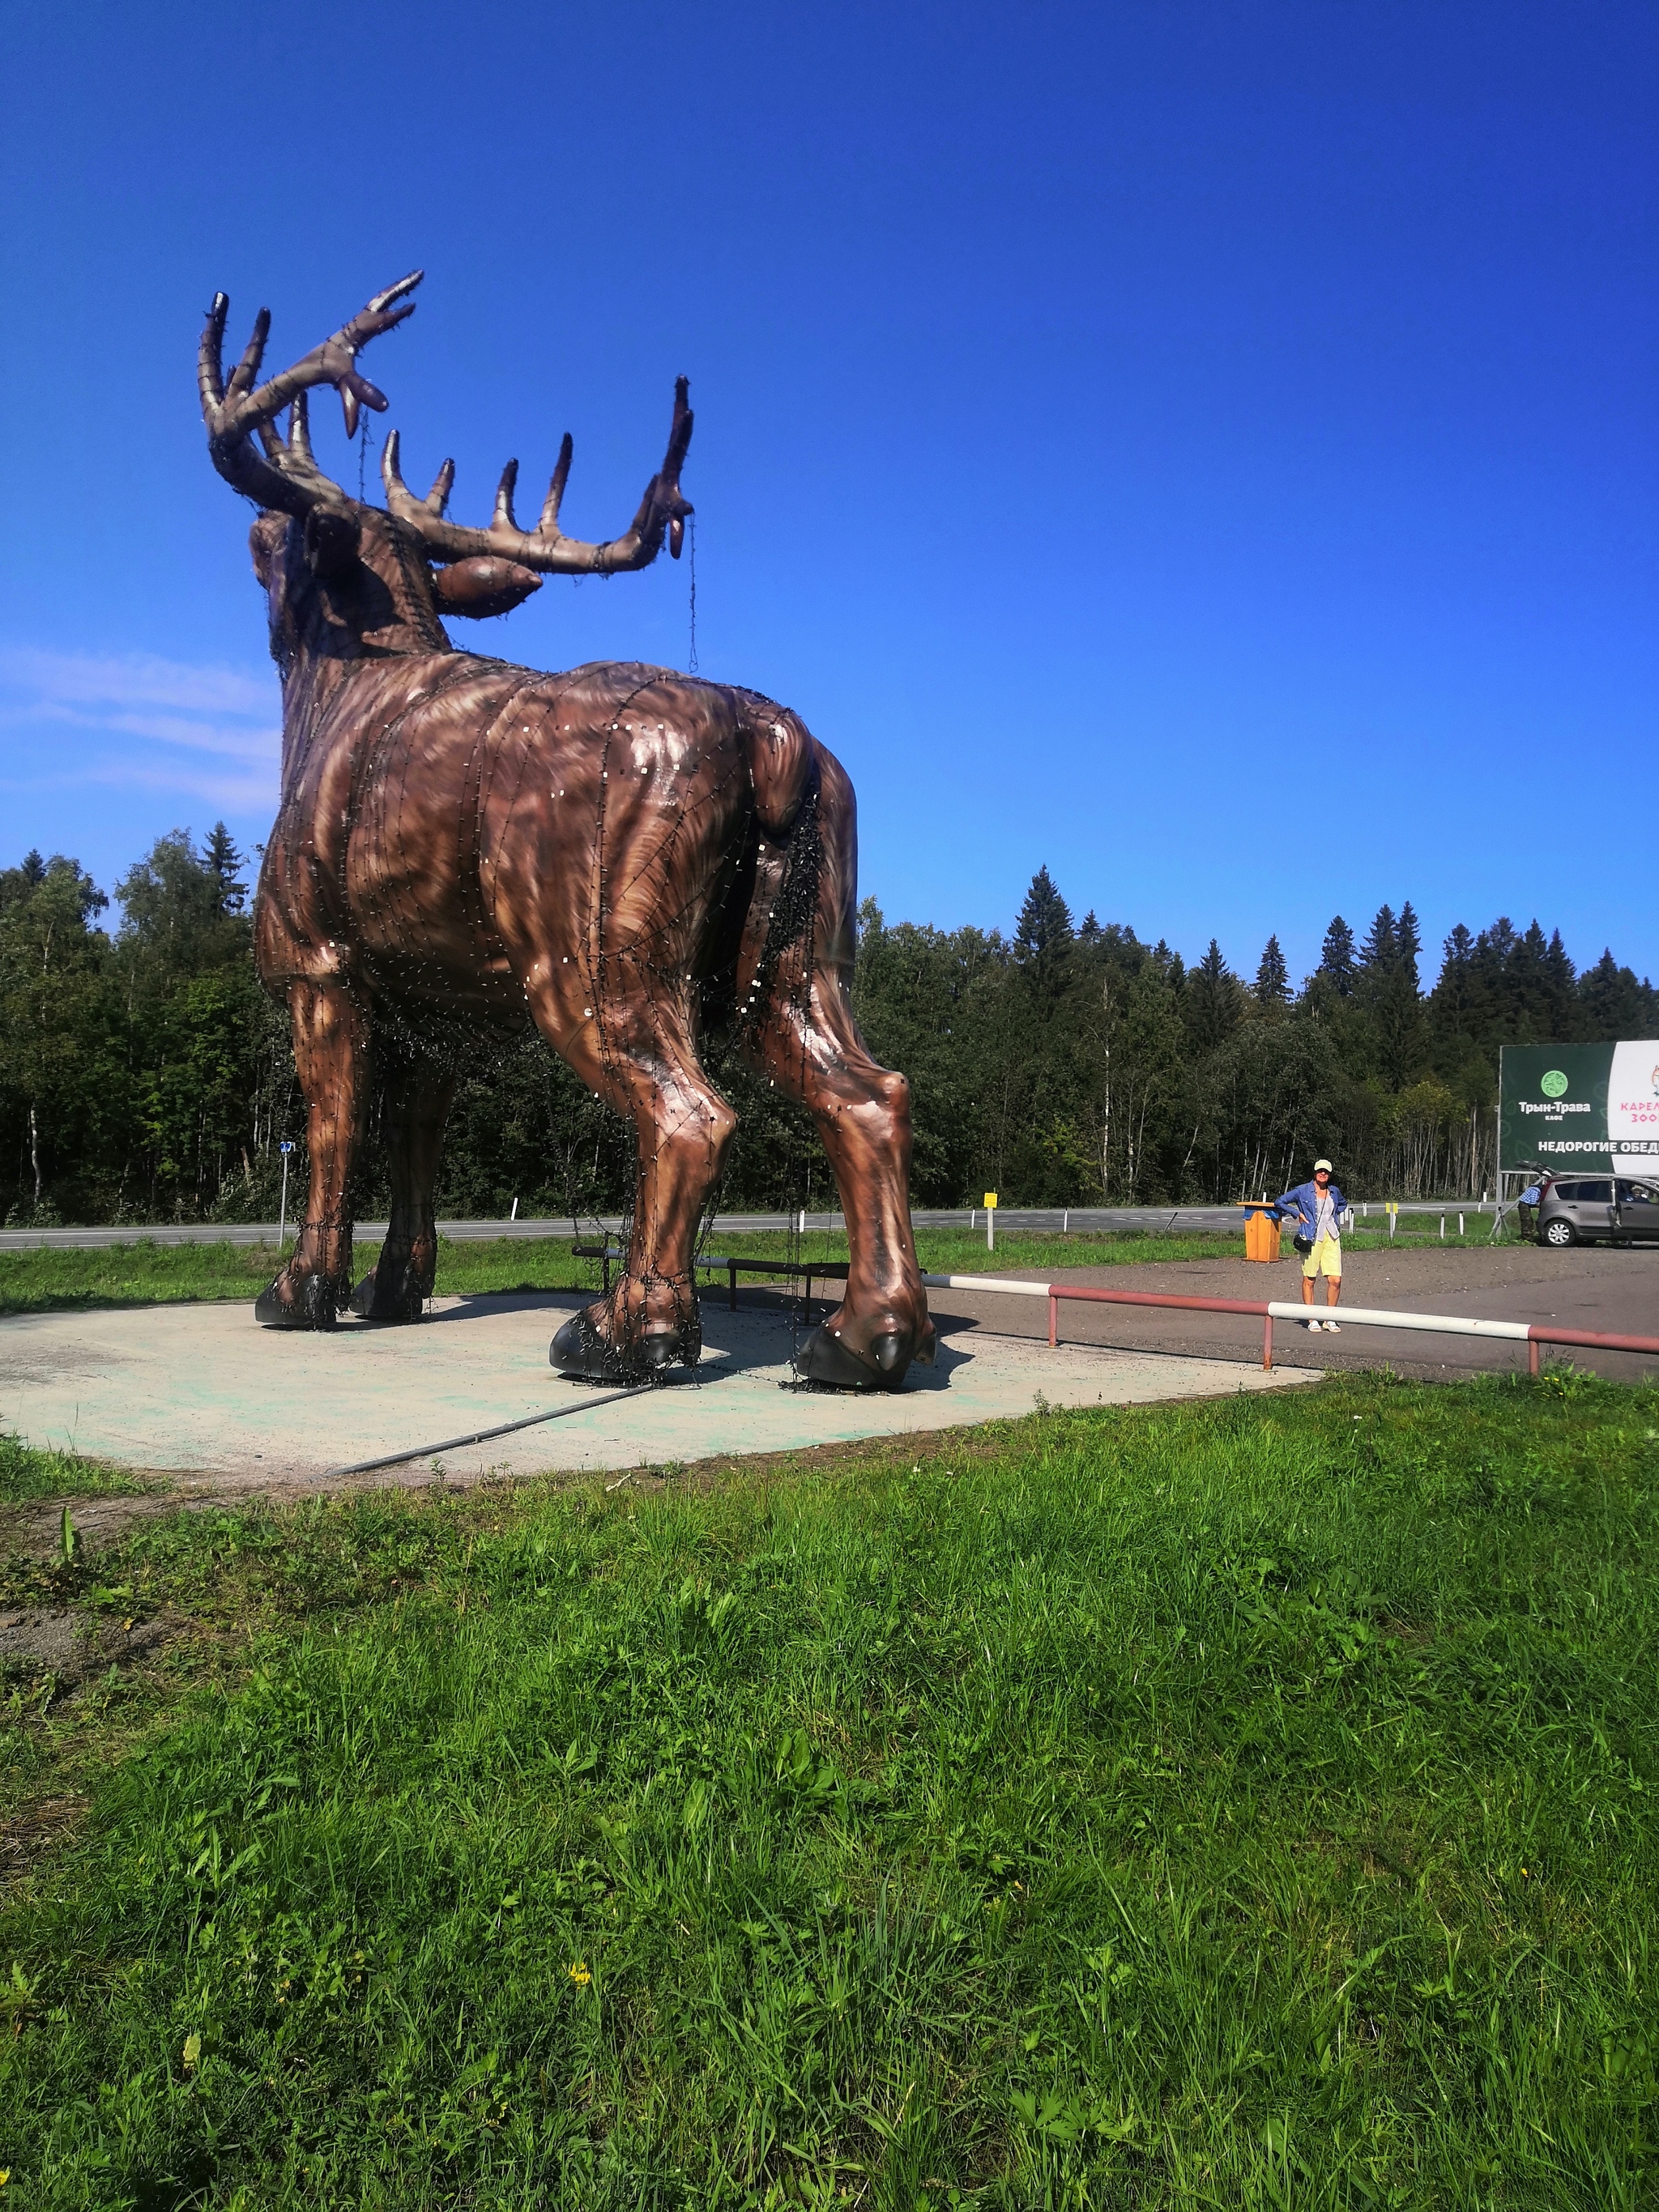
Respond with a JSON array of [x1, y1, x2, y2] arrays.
[[257, 980, 373, 1330]]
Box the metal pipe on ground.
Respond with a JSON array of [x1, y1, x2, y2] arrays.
[[323, 1387, 646, 1479]]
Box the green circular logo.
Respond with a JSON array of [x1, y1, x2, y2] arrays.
[[1541, 1069, 1569, 1097]]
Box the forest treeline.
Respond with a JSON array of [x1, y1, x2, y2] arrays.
[[2, 833, 1656, 1225]]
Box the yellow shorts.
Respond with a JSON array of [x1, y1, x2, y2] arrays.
[[1303, 1237, 1341, 1280]]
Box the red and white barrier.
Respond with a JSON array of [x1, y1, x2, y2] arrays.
[[919, 1274, 1659, 1375]]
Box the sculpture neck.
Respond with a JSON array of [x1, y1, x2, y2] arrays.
[[271, 510, 452, 684]]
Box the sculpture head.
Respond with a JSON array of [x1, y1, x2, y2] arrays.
[[200, 271, 693, 676]]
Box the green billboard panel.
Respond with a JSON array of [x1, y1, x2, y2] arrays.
[[1499, 1041, 1659, 1172]]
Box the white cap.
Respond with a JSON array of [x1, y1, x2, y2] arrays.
[[1314, 1158, 1333, 1173]]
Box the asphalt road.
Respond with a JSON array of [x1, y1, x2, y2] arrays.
[[0, 1201, 1499, 1251]]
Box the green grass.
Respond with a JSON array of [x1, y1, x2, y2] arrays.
[[0, 1237, 597, 1318], [3, 1374, 1656, 2206], [0, 1220, 1513, 1319], [0, 1238, 303, 1316], [0, 1430, 153, 1505]]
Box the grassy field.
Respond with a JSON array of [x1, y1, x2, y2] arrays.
[[0, 1220, 1512, 1319], [3, 1373, 1656, 2207]]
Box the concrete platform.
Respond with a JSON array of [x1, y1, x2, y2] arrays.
[[0, 1291, 1316, 1493]]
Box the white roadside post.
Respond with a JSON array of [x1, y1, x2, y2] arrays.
[[277, 1140, 295, 1251], [985, 1191, 998, 1253]]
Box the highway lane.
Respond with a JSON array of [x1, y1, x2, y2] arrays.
[[0, 1201, 1497, 1251]]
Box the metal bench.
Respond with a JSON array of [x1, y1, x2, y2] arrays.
[[572, 1245, 850, 1314]]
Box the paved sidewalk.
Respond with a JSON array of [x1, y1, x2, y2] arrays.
[[0, 1291, 1316, 1492]]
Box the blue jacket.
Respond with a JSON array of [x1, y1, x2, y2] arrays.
[[1275, 1178, 1346, 1234]]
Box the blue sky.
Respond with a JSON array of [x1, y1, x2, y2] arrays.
[[2, 1, 1653, 983]]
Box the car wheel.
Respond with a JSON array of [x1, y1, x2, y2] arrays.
[[1542, 1217, 1576, 1247]]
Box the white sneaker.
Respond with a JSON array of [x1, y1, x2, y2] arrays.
[[1324, 1319, 1341, 1332], [1303, 1317, 1320, 1329]]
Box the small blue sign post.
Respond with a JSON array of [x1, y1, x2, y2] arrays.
[[278, 1140, 296, 1251]]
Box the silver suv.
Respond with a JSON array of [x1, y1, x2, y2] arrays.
[[1535, 1174, 1659, 1247]]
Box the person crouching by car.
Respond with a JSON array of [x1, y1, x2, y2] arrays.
[[1275, 1158, 1346, 1330]]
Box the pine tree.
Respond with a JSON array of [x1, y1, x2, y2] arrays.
[[1252, 935, 1291, 1011], [1579, 950, 1659, 1039], [1543, 927, 1576, 1038], [1431, 923, 1478, 1039], [203, 823, 248, 917], [1318, 916, 1357, 995], [1013, 867, 1074, 965], [1187, 939, 1243, 1053], [1077, 910, 1102, 943], [1357, 901, 1425, 1085], [1359, 904, 1398, 978], [1013, 867, 1075, 1005], [1396, 901, 1422, 992]]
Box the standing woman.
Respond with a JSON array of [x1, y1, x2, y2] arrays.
[[1275, 1157, 1346, 1330]]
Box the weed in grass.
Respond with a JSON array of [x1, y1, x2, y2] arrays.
[[2, 1375, 1656, 2206]]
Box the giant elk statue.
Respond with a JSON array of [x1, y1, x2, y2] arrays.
[[199, 271, 933, 1389]]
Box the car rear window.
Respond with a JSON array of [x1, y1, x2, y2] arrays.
[[1567, 1179, 1612, 1202]]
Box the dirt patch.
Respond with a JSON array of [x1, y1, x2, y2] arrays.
[[0, 1605, 81, 1670], [0, 1603, 173, 1681], [0, 1791, 90, 1887], [0, 1485, 227, 1564]]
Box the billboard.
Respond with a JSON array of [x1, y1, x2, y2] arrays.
[[1499, 1042, 1659, 1173]]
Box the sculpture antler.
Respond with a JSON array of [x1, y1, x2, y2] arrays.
[[199, 272, 423, 514], [381, 377, 694, 573], [201, 271, 692, 571]]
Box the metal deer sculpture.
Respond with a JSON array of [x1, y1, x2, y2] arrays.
[[199, 271, 933, 1390]]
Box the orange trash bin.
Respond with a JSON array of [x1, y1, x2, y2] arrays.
[[1241, 1201, 1282, 1263]]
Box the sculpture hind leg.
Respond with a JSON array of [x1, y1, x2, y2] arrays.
[[532, 991, 736, 1380], [742, 750, 934, 1390], [348, 1056, 459, 1322], [256, 981, 373, 1329]]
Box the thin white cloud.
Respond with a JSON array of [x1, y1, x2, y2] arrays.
[[2, 647, 273, 718], [0, 644, 280, 807]]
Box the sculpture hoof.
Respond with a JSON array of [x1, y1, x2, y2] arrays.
[[255, 1273, 339, 1331], [348, 1262, 428, 1323], [794, 1322, 923, 1392], [550, 1311, 691, 1382]]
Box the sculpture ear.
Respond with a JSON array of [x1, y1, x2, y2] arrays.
[[249, 513, 287, 586], [302, 506, 361, 582], [430, 557, 543, 620]]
